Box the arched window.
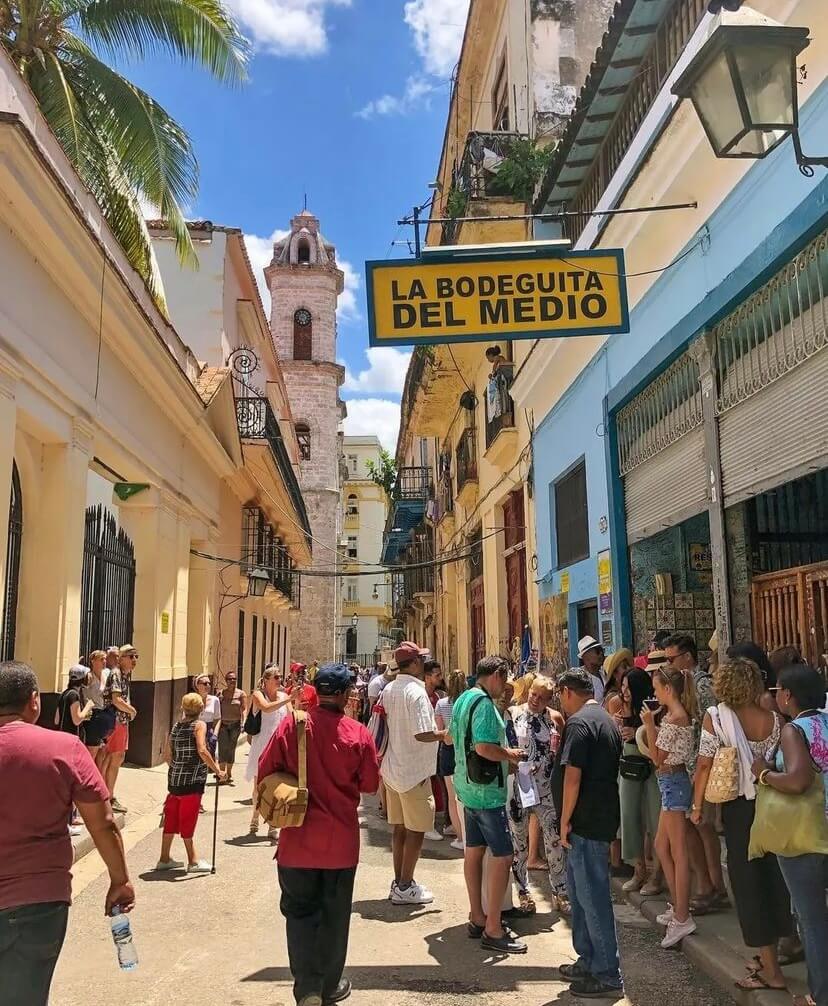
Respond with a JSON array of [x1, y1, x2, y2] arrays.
[[293, 308, 312, 360], [1, 462, 22, 661], [296, 423, 311, 461], [347, 493, 359, 516], [297, 239, 311, 264]]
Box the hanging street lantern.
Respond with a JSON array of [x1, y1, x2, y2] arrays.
[[672, 7, 827, 175], [247, 568, 270, 597]]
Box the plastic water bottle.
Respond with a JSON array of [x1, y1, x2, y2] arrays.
[[110, 906, 138, 971]]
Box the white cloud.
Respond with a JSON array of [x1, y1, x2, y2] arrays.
[[357, 76, 435, 119], [404, 0, 470, 77], [338, 259, 361, 321], [243, 229, 360, 323], [226, 0, 351, 56], [243, 228, 289, 310], [343, 398, 401, 451], [343, 347, 412, 394]]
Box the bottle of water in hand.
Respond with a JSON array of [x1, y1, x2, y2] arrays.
[[110, 906, 138, 971]]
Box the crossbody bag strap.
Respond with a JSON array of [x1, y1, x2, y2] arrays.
[[464, 694, 487, 758], [295, 710, 308, 790]]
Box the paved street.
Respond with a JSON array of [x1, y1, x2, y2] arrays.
[[54, 749, 732, 1006]]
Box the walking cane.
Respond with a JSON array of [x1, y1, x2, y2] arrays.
[[210, 772, 219, 875]]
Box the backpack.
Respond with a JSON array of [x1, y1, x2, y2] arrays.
[[256, 711, 309, 830], [367, 697, 388, 760]]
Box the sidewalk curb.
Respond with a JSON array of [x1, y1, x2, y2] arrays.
[[71, 812, 126, 865], [612, 879, 783, 1006]]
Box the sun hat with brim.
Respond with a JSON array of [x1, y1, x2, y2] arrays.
[[577, 635, 603, 659], [645, 650, 669, 674], [603, 648, 634, 681]]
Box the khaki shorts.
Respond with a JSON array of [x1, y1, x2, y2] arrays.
[[385, 779, 435, 833]]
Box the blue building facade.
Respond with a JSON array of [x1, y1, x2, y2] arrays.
[[531, 74, 828, 665]]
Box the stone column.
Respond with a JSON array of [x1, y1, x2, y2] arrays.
[[187, 536, 217, 681], [0, 351, 20, 631], [28, 416, 93, 695], [692, 333, 732, 650], [119, 488, 192, 766]]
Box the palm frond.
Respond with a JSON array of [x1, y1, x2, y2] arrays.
[[61, 33, 199, 268], [75, 0, 248, 84]]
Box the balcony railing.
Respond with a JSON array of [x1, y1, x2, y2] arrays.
[[236, 395, 312, 542], [442, 130, 529, 244], [394, 466, 431, 500], [564, 0, 707, 244], [485, 364, 516, 449], [241, 506, 298, 604], [456, 427, 478, 493]]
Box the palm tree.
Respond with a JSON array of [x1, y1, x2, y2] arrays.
[[0, 1, 248, 310]]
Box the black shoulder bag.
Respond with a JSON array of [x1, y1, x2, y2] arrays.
[[465, 693, 504, 786]]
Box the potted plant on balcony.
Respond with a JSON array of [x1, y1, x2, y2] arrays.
[[366, 449, 397, 501], [488, 137, 555, 203]]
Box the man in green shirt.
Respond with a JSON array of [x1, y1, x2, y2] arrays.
[[450, 656, 525, 954]]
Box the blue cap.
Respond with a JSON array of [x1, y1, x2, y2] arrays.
[[314, 663, 353, 696]]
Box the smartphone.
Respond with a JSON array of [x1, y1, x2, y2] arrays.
[[643, 698, 661, 712]]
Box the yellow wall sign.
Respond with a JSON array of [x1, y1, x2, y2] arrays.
[[560, 571, 571, 594], [160, 611, 170, 635], [366, 248, 629, 347]]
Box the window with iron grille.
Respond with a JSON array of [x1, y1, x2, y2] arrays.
[[347, 535, 358, 559], [251, 615, 258, 687], [296, 423, 311, 461], [554, 459, 589, 568], [346, 577, 359, 602]]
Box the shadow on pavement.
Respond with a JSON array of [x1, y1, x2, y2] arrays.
[[224, 833, 275, 848], [351, 899, 442, 923], [241, 964, 567, 992], [138, 869, 210, 883]]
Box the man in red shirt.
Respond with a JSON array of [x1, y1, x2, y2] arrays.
[[0, 661, 135, 1005], [258, 663, 379, 1006]]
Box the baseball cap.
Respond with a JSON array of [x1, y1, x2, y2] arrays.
[[394, 641, 429, 665], [314, 663, 353, 696], [68, 664, 89, 686]]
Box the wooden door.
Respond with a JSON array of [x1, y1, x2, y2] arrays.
[[470, 576, 486, 675], [506, 549, 528, 648]]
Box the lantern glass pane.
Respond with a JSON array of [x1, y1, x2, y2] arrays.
[[733, 42, 795, 128], [691, 50, 746, 155]]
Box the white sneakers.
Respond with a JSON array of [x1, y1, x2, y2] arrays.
[[450, 838, 465, 851], [155, 859, 186, 871], [661, 914, 697, 948], [187, 860, 213, 874], [655, 904, 674, 926], [390, 881, 434, 905], [424, 830, 443, 841]]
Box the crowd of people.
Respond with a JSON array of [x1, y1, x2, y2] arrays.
[[0, 629, 826, 1006]]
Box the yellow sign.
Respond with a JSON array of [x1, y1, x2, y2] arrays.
[[160, 611, 170, 634], [598, 551, 612, 596], [366, 249, 629, 347], [560, 571, 570, 594]]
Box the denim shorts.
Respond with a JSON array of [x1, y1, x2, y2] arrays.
[[464, 805, 514, 857], [657, 769, 692, 812]]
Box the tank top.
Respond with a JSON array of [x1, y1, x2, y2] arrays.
[[776, 711, 828, 820]]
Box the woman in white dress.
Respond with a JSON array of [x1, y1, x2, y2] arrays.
[[246, 665, 292, 836]]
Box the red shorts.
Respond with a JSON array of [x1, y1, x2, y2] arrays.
[[106, 722, 129, 754], [162, 793, 201, 839]]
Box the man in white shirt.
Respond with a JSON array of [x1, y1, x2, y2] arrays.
[[367, 662, 395, 706], [380, 642, 446, 906]]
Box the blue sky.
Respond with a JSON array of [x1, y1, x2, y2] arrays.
[[129, 0, 470, 449]]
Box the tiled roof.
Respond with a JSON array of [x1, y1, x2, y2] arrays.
[[193, 366, 228, 406]]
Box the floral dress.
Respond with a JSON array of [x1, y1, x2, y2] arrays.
[[508, 704, 567, 898]]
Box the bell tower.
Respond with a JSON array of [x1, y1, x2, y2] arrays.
[[266, 210, 345, 663]]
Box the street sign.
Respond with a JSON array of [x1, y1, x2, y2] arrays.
[[366, 248, 629, 347]]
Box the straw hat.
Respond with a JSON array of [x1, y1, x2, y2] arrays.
[[603, 648, 634, 681], [635, 723, 656, 761], [645, 650, 669, 674]]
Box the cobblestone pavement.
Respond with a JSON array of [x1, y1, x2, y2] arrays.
[[53, 750, 733, 1006]]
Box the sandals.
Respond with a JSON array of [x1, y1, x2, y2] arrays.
[[518, 893, 536, 915], [554, 894, 572, 916], [736, 969, 787, 992]]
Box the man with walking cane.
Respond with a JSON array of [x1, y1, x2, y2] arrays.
[[257, 663, 380, 1006]]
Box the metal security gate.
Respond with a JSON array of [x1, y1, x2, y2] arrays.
[[716, 228, 828, 504], [80, 505, 136, 658], [617, 350, 707, 544], [0, 463, 22, 661]]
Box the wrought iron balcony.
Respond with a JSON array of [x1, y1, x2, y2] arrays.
[[442, 130, 528, 244], [241, 506, 298, 604], [394, 466, 431, 501], [484, 364, 516, 449], [456, 427, 478, 493], [235, 395, 311, 543]]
